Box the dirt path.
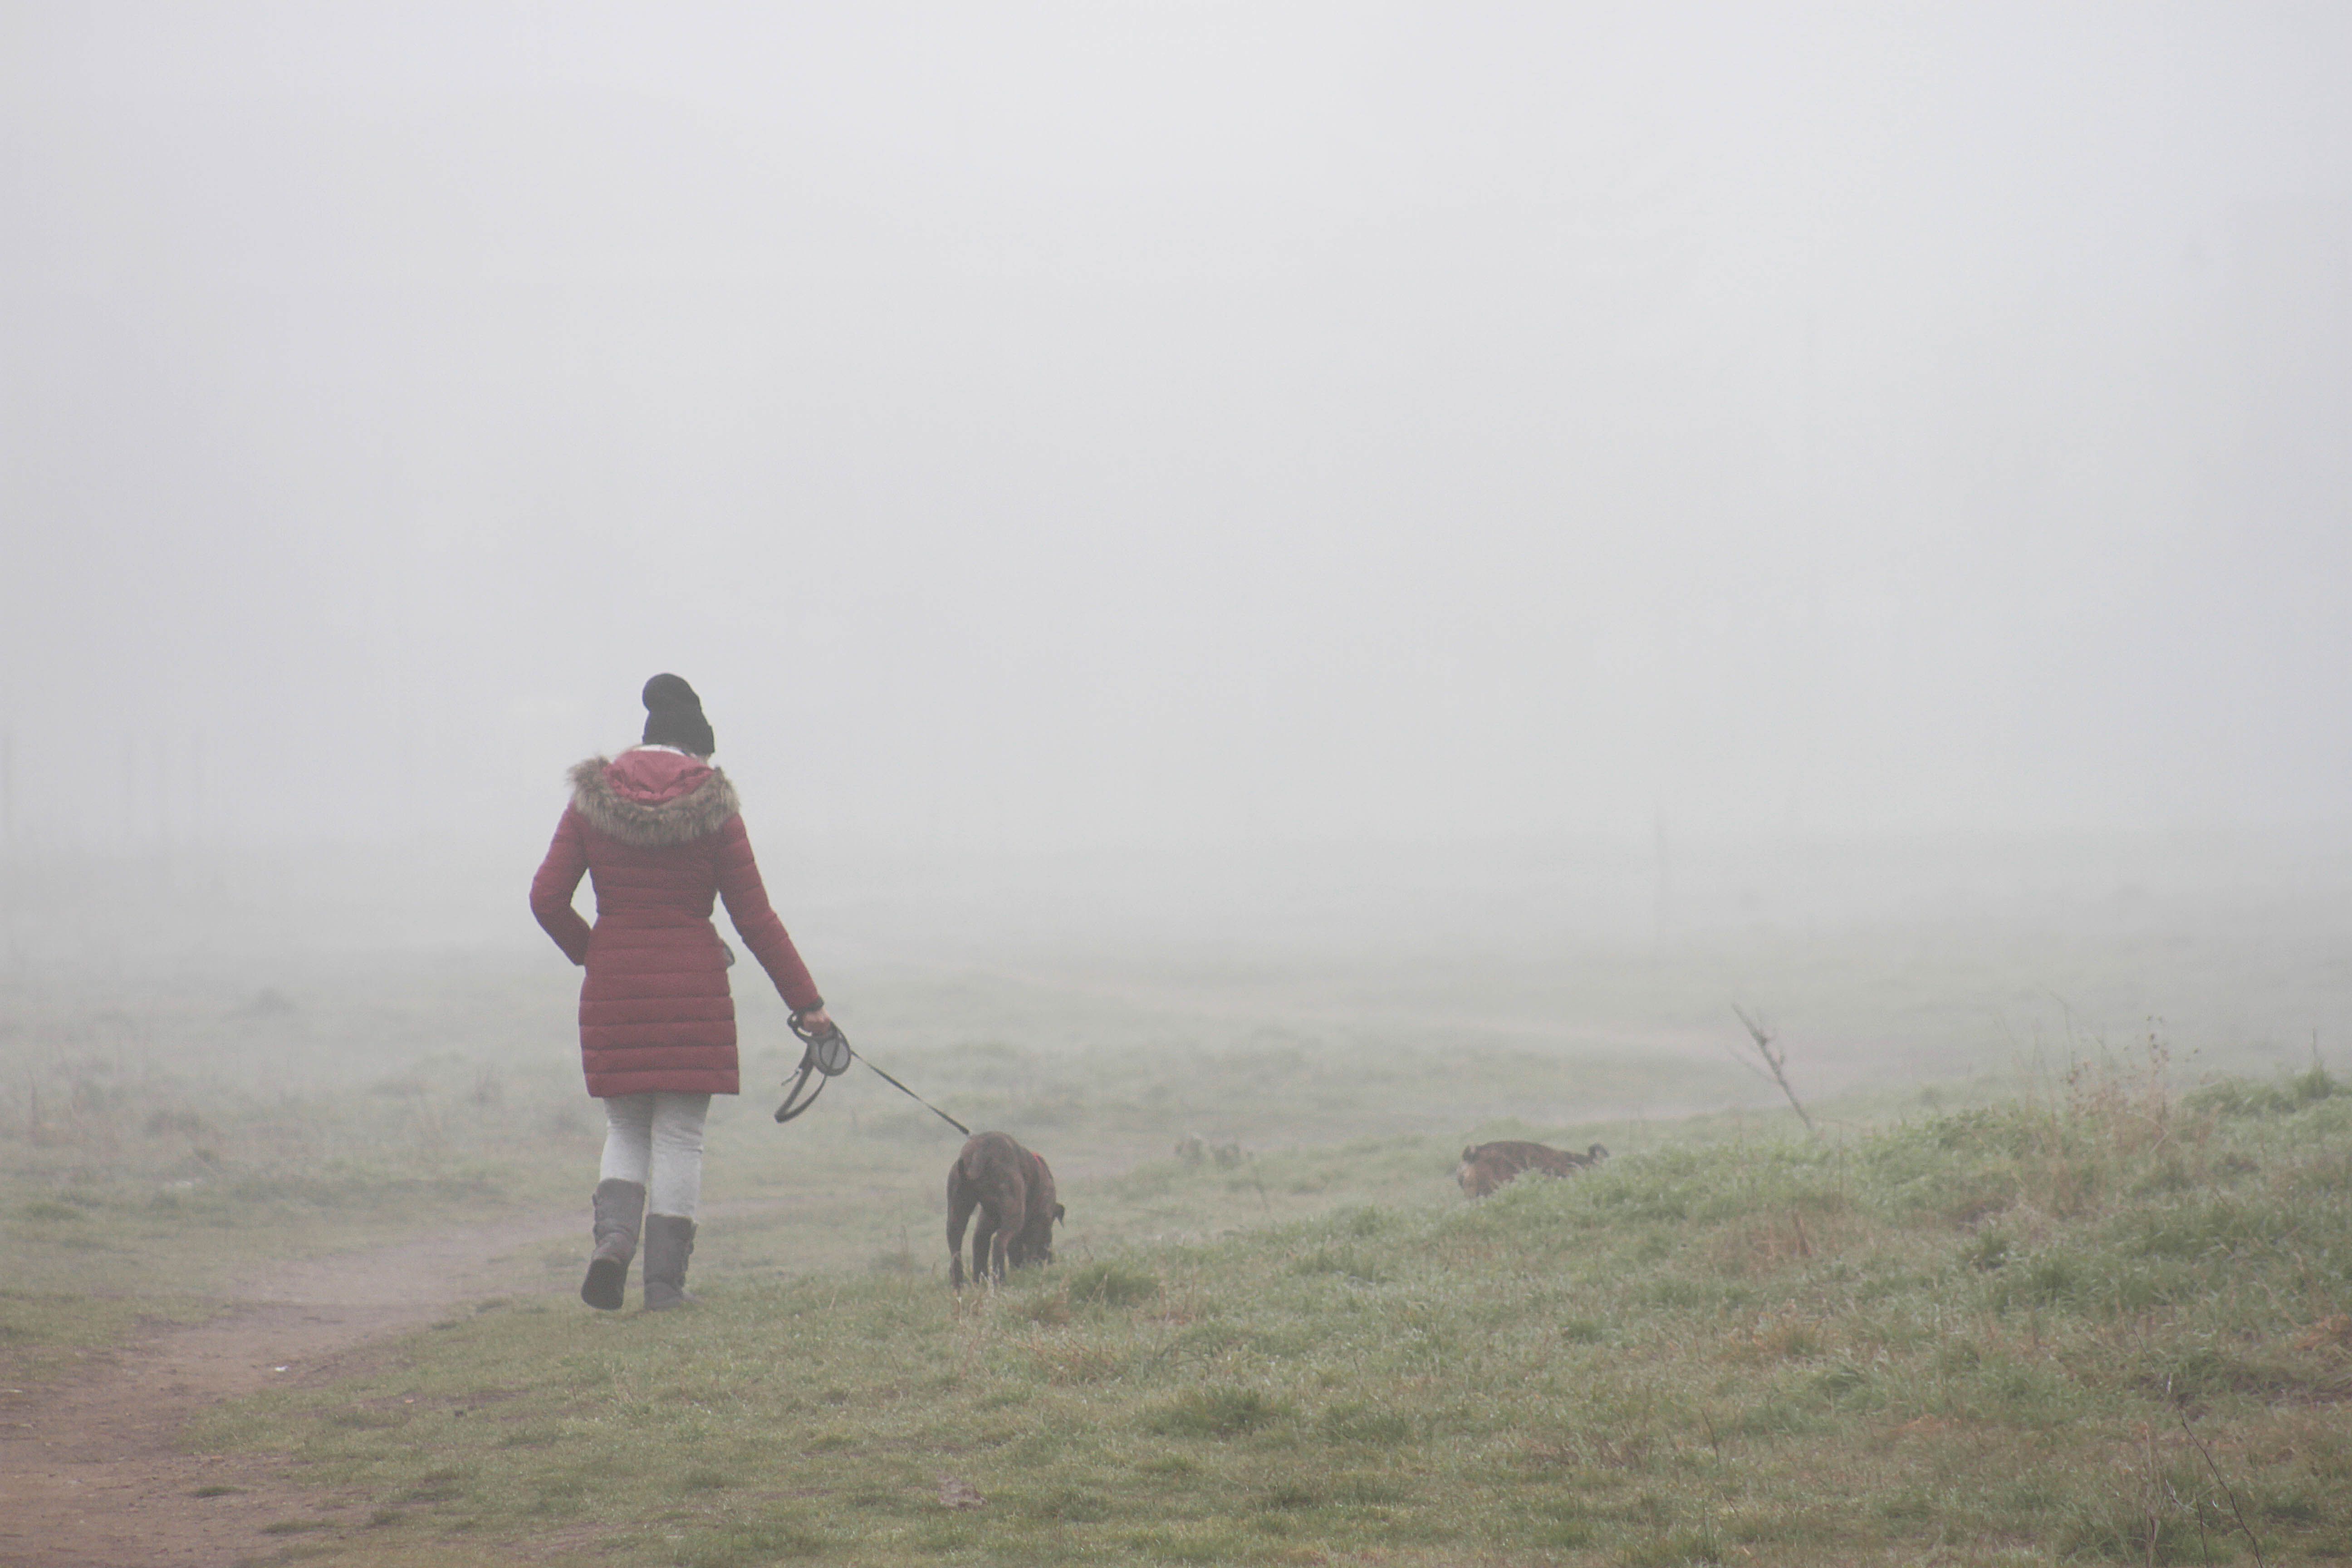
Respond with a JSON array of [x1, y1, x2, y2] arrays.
[[0, 1211, 581, 1568]]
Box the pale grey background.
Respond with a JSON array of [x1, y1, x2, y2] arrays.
[[3, 4, 2347, 964]]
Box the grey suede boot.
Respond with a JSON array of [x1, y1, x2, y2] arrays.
[[641, 1213, 698, 1311], [581, 1179, 645, 1311]]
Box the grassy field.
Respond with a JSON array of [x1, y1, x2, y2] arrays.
[[5, 907, 2351, 1565], [0, 949, 1740, 1380], [165, 1050, 2352, 1566]]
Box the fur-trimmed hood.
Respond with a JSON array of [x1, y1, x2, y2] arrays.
[[568, 750, 740, 848]]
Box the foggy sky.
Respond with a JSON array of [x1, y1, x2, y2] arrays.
[[4, 3, 2349, 863]]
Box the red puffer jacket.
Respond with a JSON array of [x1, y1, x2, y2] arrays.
[[529, 748, 822, 1098]]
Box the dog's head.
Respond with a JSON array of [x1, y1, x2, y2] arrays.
[[1456, 1148, 1509, 1198], [1011, 1210, 1063, 1268], [1009, 1202, 1066, 1269]]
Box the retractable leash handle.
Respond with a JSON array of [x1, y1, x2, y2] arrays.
[[774, 1014, 853, 1123], [793, 1013, 855, 1074], [771, 1014, 975, 1137]]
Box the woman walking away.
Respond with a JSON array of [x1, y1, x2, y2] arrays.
[[530, 674, 831, 1310]]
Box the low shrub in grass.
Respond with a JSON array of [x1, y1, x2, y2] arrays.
[[2185, 1061, 2338, 1118], [1318, 1401, 1413, 1445], [671, 1514, 829, 1566], [1063, 1260, 1159, 1307], [1146, 1387, 1290, 1438]]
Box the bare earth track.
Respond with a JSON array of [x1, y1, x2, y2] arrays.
[[0, 1213, 579, 1568]]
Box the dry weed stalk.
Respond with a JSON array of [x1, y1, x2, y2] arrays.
[[2177, 1402, 2269, 1568], [2061, 1029, 2175, 1156], [1731, 1005, 1818, 1137]]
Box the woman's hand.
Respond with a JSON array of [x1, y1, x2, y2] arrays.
[[794, 1005, 833, 1034]]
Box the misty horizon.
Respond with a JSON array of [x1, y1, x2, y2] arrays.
[[5, 4, 2349, 877]]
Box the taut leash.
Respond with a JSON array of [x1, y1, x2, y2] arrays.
[[774, 1015, 971, 1137]]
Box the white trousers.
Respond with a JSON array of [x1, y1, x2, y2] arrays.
[[598, 1093, 711, 1220]]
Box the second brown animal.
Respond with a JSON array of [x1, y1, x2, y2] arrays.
[[947, 1131, 1064, 1288], [1456, 1139, 1610, 1198]]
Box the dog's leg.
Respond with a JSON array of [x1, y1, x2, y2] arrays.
[[971, 1210, 1000, 1290], [946, 1169, 975, 1290], [991, 1191, 1026, 1284]]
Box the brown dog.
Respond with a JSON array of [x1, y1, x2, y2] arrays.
[[1456, 1139, 1609, 1198], [947, 1132, 1063, 1288]]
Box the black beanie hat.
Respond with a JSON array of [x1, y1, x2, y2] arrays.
[[641, 673, 716, 756]]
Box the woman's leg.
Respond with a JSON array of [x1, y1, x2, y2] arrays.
[[642, 1093, 711, 1310], [599, 1094, 657, 1187], [584, 1095, 654, 1310], [646, 1093, 712, 1219]]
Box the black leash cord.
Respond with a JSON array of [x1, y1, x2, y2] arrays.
[[774, 1018, 970, 1137], [854, 1056, 971, 1137]]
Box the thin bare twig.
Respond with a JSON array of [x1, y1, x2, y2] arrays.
[[1714, 1032, 1779, 1088], [2177, 1406, 2267, 1568], [1732, 1005, 1818, 1137]]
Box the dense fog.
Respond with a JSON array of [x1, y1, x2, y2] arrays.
[[13, 25, 2352, 1564], [4, 4, 2349, 961]]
